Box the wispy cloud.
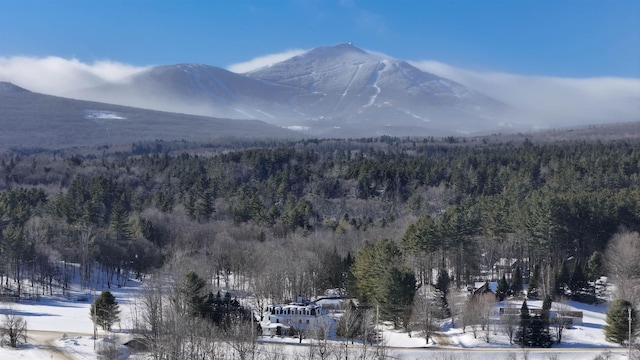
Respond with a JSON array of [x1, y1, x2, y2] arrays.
[[226, 49, 306, 73], [411, 60, 640, 128], [0, 56, 148, 95]]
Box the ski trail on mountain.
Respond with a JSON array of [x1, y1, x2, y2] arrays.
[[333, 64, 362, 112], [364, 61, 387, 108]]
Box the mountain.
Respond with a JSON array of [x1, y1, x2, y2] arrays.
[[247, 43, 511, 136], [71, 44, 515, 137], [0, 81, 301, 150], [71, 64, 304, 126]]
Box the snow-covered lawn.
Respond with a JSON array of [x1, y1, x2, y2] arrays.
[[0, 283, 632, 359], [0, 280, 141, 360]]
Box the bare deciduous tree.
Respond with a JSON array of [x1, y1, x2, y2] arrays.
[[411, 285, 442, 344], [477, 292, 497, 343], [501, 299, 519, 344], [605, 230, 640, 305], [551, 296, 572, 344], [225, 314, 257, 360], [0, 305, 27, 348], [446, 284, 468, 329]]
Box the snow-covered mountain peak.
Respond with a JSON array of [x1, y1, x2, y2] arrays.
[[303, 42, 369, 57]]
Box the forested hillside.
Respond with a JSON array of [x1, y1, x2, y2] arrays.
[[1, 135, 639, 308]]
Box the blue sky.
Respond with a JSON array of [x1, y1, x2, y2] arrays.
[[1, 0, 638, 77]]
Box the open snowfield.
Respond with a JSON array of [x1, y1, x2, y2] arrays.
[[0, 280, 632, 360], [0, 279, 142, 360]]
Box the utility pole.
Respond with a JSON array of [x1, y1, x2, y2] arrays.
[[92, 289, 96, 350], [375, 304, 380, 356], [629, 307, 632, 360]]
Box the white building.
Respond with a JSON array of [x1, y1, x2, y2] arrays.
[[261, 296, 333, 337]]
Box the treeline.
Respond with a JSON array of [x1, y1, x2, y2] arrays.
[[0, 137, 639, 305]]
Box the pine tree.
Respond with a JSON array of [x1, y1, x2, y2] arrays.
[[515, 300, 531, 347], [528, 315, 552, 347], [90, 290, 120, 331], [496, 274, 509, 301], [434, 269, 451, 309], [180, 271, 207, 317], [569, 261, 588, 298], [515, 299, 552, 347], [604, 299, 635, 345], [528, 264, 540, 299], [387, 267, 417, 329], [350, 238, 417, 326], [541, 294, 552, 331], [511, 266, 523, 296], [555, 262, 570, 296], [585, 251, 604, 281]]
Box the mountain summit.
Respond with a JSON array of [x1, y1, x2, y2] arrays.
[[72, 44, 514, 137]]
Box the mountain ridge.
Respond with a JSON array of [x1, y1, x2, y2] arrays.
[[0, 83, 303, 150]]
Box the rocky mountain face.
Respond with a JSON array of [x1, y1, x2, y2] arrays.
[[72, 44, 515, 137]]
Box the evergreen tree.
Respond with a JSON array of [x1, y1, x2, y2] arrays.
[[90, 290, 121, 331], [528, 315, 552, 347], [569, 261, 590, 300], [496, 274, 509, 301], [434, 269, 451, 309], [515, 299, 552, 347], [350, 238, 417, 326], [515, 300, 531, 347], [604, 299, 635, 345], [528, 264, 540, 299], [511, 266, 523, 296], [555, 262, 570, 296], [179, 271, 208, 317], [541, 294, 552, 331], [387, 267, 418, 329], [585, 251, 604, 281]]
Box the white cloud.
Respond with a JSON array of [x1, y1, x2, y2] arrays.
[[0, 56, 148, 95], [410, 60, 640, 128], [226, 49, 306, 73]]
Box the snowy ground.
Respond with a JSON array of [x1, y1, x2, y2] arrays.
[[0, 279, 141, 360], [0, 281, 632, 360]]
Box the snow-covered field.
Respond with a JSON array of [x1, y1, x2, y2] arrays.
[[0, 280, 631, 360], [0, 279, 141, 360]]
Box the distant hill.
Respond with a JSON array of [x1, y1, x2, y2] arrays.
[[0, 81, 301, 151]]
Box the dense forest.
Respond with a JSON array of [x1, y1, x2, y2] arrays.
[[1, 135, 639, 319]]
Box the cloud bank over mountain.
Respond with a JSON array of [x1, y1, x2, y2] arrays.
[[1, 49, 638, 133], [411, 60, 640, 128], [226, 49, 306, 73], [0, 56, 149, 95]]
